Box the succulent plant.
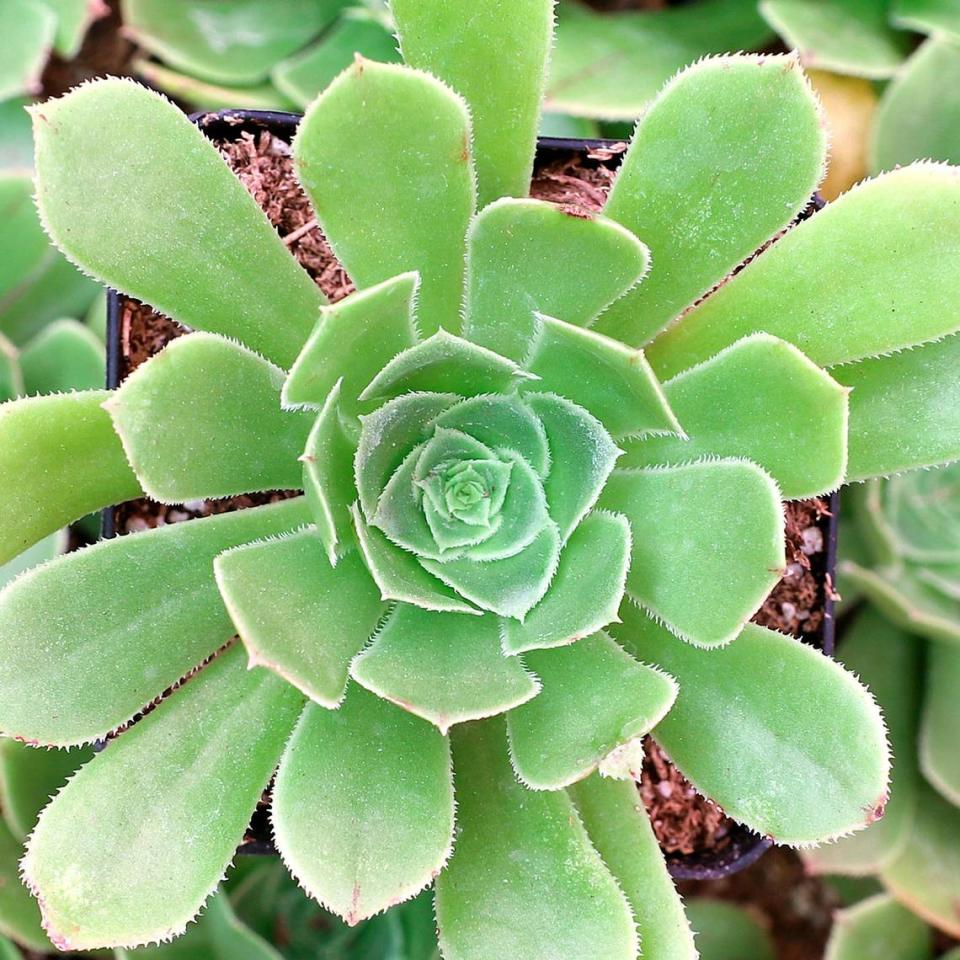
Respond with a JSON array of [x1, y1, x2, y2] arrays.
[[805, 465, 960, 939], [2, 1, 960, 955], [121, 0, 401, 112], [822, 891, 933, 960]]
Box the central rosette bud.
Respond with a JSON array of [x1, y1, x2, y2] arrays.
[[350, 331, 623, 621]]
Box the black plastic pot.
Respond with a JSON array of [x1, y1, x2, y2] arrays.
[[104, 110, 840, 880]]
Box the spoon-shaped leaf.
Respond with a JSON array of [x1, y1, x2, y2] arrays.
[[106, 333, 314, 502], [614, 608, 890, 844], [0, 497, 310, 746], [392, 0, 554, 206], [686, 899, 775, 960], [804, 608, 921, 875], [22, 644, 304, 951], [0, 391, 141, 565], [836, 332, 960, 481], [0, 0, 54, 101], [508, 630, 677, 789], [215, 530, 385, 708], [273, 687, 454, 925], [436, 718, 638, 960], [294, 59, 474, 337], [623, 334, 849, 498], [595, 54, 824, 346], [569, 775, 697, 960], [33, 78, 323, 367], [600, 461, 784, 647], [19, 318, 103, 395], [648, 165, 960, 379], [892, 0, 960, 38], [0, 818, 48, 952], [463, 198, 649, 362], [523, 314, 679, 439]]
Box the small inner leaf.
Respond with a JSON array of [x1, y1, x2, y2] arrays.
[[282, 272, 419, 414], [524, 393, 622, 542], [359, 330, 535, 403], [502, 510, 632, 655], [523, 314, 680, 439], [351, 606, 539, 732]]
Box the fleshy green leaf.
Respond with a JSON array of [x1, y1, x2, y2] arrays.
[[200, 892, 284, 960], [501, 510, 630, 654], [19, 318, 103, 394], [272, 14, 402, 108], [920, 641, 960, 806], [824, 893, 932, 960], [0, 935, 22, 960], [0, 334, 20, 402], [880, 464, 960, 563], [686, 899, 775, 960], [569, 775, 697, 960], [840, 561, 960, 646], [273, 687, 454, 925], [283, 273, 419, 414], [352, 605, 539, 730], [524, 393, 621, 541], [0, 251, 98, 347], [648, 165, 960, 378], [0, 530, 65, 591], [760, 0, 911, 78], [436, 718, 638, 960], [294, 59, 474, 337], [546, 0, 773, 120], [22, 644, 304, 951], [804, 608, 921, 875], [33, 78, 323, 368], [131, 59, 292, 112], [463, 198, 650, 362], [835, 333, 960, 481], [420, 522, 560, 620], [434, 395, 551, 477], [355, 392, 458, 519], [351, 504, 481, 616], [623, 334, 848, 498], [0, 497, 310, 746], [881, 782, 960, 938], [0, 0, 54, 102], [523, 315, 679, 439], [360, 330, 535, 404], [595, 54, 824, 346], [300, 381, 357, 564], [507, 631, 676, 789], [392, 0, 553, 206], [614, 609, 891, 844], [121, 0, 342, 85], [215, 530, 385, 708], [0, 818, 48, 952], [872, 38, 960, 174], [0, 391, 141, 565], [107, 333, 312, 502], [36, 0, 108, 58], [0, 741, 92, 842], [600, 461, 784, 647], [0, 99, 34, 174], [892, 0, 960, 38], [0, 174, 51, 306]]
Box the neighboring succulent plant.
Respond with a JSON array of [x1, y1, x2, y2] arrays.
[[822, 892, 934, 960], [1, 1, 960, 955], [805, 465, 960, 939], [122, 0, 400, 112]]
